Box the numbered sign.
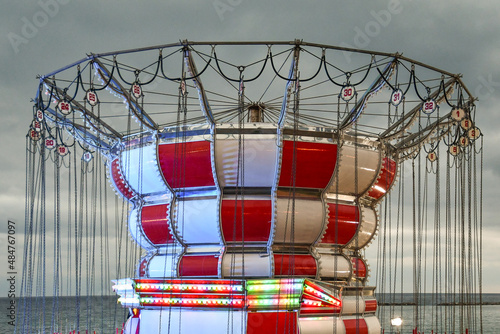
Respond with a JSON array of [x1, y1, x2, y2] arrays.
[[58, 101, 72, 115], [468, 127, 481, 140], [461, 118, 472, 130], [29, 129, 40, 141], [340, 85, 356, 102], [82, 151, 93, 162], [390, 89, 404, 106], [86, 91, 98, 106], [36, 109, 44, 122], [459, 136, 469, 147], [57, 145, 69, 157], [449, 145, 460, 156], [45, 138, 56, 150], [32, 120, 42, 132], [132, 83, 142, 99], [422, 99, 437, 115], [451, 107, 465, 121], [427, 152, 438, 162]]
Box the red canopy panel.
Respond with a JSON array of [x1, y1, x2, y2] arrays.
[[321, 203, 360, 245], [273, 254, 317, 277], [178, 254, 219, 277], [158, 141, 215, 189], [140, 204, 175, 245], [279, 141, 338, 189], [110, 158, 136, 199], [344, 318, 368, 334], [221, 199, 272, 243], [247, 311, 298, 334], [367, 157, 396, 200]]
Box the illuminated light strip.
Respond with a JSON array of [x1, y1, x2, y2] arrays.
[[246, 279, 305, 310], [135, 283, 244, 293], [246, 278, 304, 285], [303, 281, 342, 306], [299, 308, 341, 315], [300, 297, 342, 315], [304, 286, 341, 306], [247, 298, 301, 308], [134, 279, 245, 285], [246, 278, 305, 294], [302, 299, 323, 307], [246, 283, 303, 293], [139, 293, 246, 302], [140, 297, 245, 308]]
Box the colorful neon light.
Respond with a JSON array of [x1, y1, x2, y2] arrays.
[[140, 297, 244, 308], [247, 298, 301, 308], [115, 278, 344, 312], [304, 285, 341, 306], [135, 283, 244, 293], [246, 282, 303, 293]]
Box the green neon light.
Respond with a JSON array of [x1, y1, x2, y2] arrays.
[[135, 283, 243, 292], [246, 283, 303, 293]]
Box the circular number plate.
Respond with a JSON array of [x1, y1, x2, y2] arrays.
[[86, 91, 98, 106], [82, 151, 93, 162], [390, 89, 404, 106], [459, 136, 469, 147], [451, 107, 465, 121], [29, 129, 40, 141], [57, 145, 69, 156], [132, 83, 142, 99], [468, 127, 481, 140], [36, 109, 44, 122], [449, 145, 460, 156], [427, 152, 438, 162], [45, 138, 56, 150], [58, 101, 72, 115], [32, 120, 42, 132], [460, 118, 472, 130], [422, 99, 437, 114], [340, 85, 355, 102]]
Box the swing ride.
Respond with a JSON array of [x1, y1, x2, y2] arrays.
[[21, 40, 483, 334]]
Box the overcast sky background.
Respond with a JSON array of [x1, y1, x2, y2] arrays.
[[1, 0, 499, 296]]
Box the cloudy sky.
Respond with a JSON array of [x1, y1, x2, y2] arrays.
[[1, 0, 499, 296]]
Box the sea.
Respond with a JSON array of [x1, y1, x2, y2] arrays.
[[1, 294, 498, 334]]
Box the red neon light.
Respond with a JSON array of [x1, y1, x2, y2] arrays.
[[140, 296, 245, 308]]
